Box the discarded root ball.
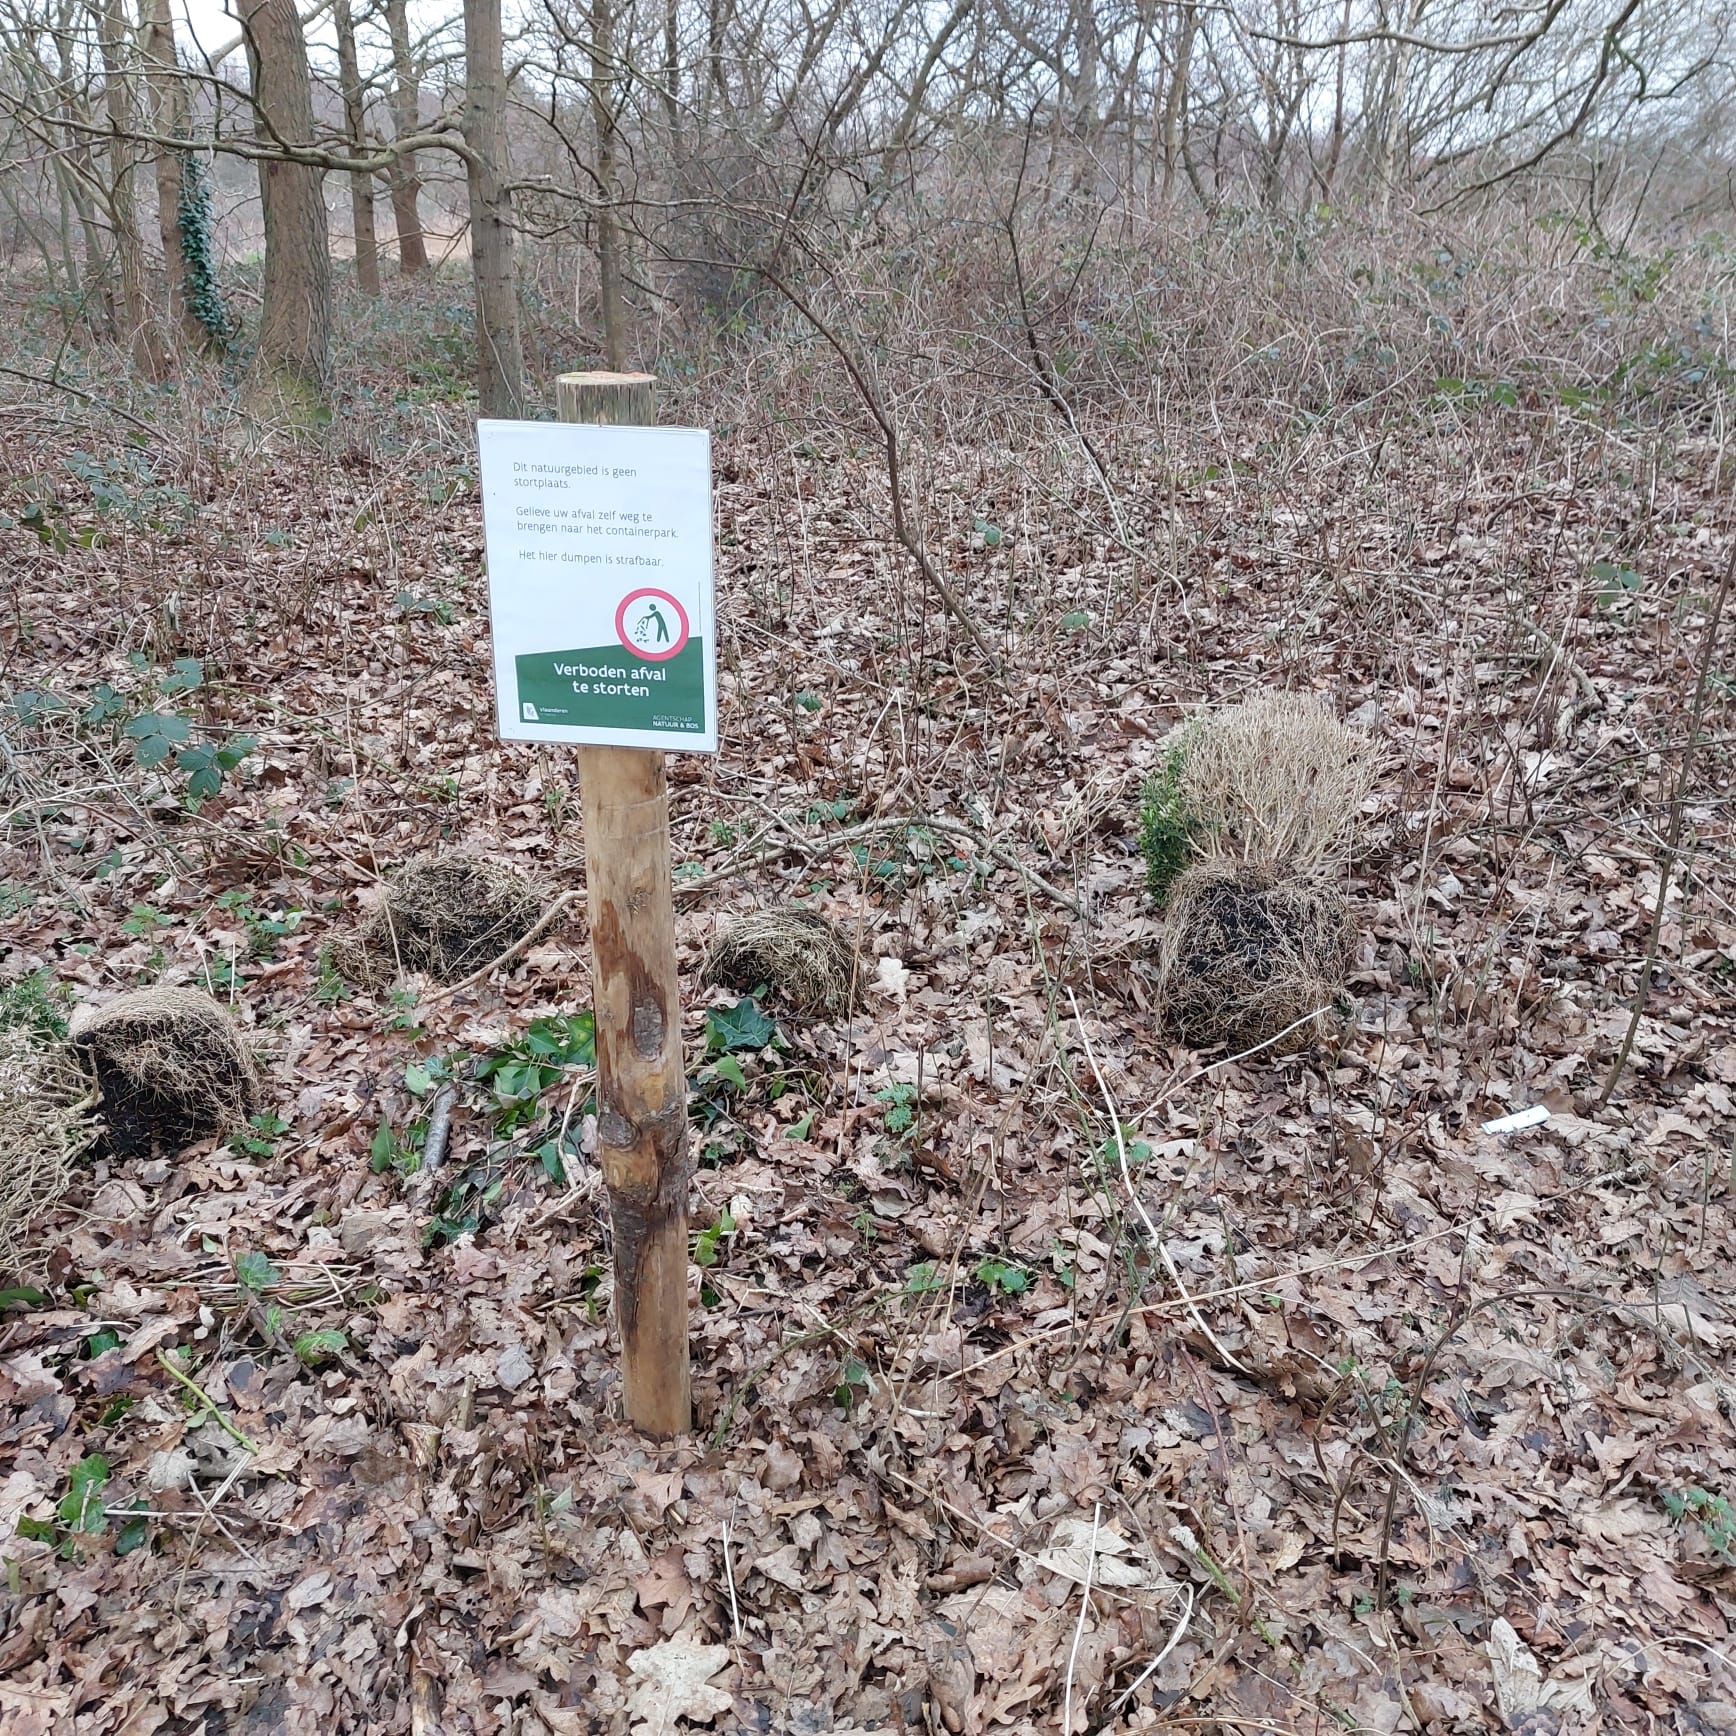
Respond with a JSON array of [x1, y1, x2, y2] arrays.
[[349, 849, 548, 984], [69, 987, 260, 1159], [1156, 862, 1356, 1054], [0, 1029, 96, 1276], [703, 909, 853, 1014]]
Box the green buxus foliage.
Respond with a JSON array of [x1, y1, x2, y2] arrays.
[[177, 152, 232, 349], [1138, 731, 1196, 907]]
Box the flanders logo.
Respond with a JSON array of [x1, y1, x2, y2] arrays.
[[521, 702, 540, 722]]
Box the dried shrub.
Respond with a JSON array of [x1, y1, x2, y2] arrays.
[[68, 987, 260, 1159], [1156, 861, 1356, 1053], [347, 849, 548, 984], [704, 909, 853, 1014], [1176, 692, 1378, 875], [0, 1028, 96, 1278]]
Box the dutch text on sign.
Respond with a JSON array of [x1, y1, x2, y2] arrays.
[[478, 420, 718, 753]]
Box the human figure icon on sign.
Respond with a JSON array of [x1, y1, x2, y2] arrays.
[[616, 587, 690, 662]]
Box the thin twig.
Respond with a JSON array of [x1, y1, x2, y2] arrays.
[[156, 1351, 258, 1453], [1600, 529, 1734, 1104], [1103, 1584, 1194, 1723], [1063, 1501, 1100, 1736], [720, 1507, 744, 1643], [1068, 989, 1250, 1375]]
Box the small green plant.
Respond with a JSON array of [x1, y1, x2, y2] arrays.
[[974, 1259, 1032, 1295], [876, 1081, 917, 1139], [293, 1328, 348, 1367], [1138, 734, 1195, 906], [14, 1454, 148, 1558], [693, 1209, 736, 1268], [370, 1118, 424, 1176], [704, 997, 777, 1056], [394, 590, 455, 625], [834, 1354, 870, 1413], [475, 1011, 595, 1132], [121, 902, 168, 938], [234, 1249, 279, 1293], [425, 1154, 508, 1246], [231, 1111, 289, 1158], [1592, 560, 1642, 609], [0, 968, 72, 1040], [315, 945, 353, 1005], [1662, 1486, 1736, 1560], [214, 889, 303, 956], [903, 1260, 945, 1295]]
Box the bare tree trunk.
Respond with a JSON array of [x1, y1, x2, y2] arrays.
[[660, 0, 680, 147], [590, 0, 626, 368], [384, 0, 429, 273], [334, 0, 381, 294], [241, 0, 331, 422], [141, 0, 197, 344], [462, 0, 526, 415], [1319, 0, 1351, 197], [1160, 3, 1198, 203], [99, 0, 170, 376]]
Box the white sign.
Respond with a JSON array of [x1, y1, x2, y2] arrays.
[[477, 419, 717, 752]]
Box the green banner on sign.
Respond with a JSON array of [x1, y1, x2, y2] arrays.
[[515, 641, 706, 736]]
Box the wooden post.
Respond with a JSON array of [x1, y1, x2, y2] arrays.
[[556, 369, 692, 1437]]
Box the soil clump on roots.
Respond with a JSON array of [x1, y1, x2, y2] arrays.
[[1157, 862, 1356, 1053], [348, 850, 548, 984], [0, 1029, 96, 1276], [704, 909, 853, 1014], [69, 987, 260, 1159]]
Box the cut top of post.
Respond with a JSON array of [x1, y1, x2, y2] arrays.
[[557, 371, 655, 386], [556, 371, 656, 428]]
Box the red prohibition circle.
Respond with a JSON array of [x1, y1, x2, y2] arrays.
[[614, 587, 690, 661]]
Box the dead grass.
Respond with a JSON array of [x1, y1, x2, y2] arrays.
[[68, 987, 258, 1159], [704, 908, 854, 1013], [0, 1028, 96, 1279], [1177, 692, 1379, 876]]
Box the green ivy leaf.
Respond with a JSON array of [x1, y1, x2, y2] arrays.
[[293, 1328, 348, 1366], [705, 997, 777, 1054], [58, 1454, 110, 1532], [233, 1250, 278, 1293], [709, 1054, 748, 1091]]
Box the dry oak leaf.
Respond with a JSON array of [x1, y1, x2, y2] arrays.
[[1487, 1618, 1594, 1726], [626, 1639, 733, 1734], [1038, 1517, 1170, 1589]]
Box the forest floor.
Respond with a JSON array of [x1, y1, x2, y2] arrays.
[[2, 260, 1735, 1736]]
